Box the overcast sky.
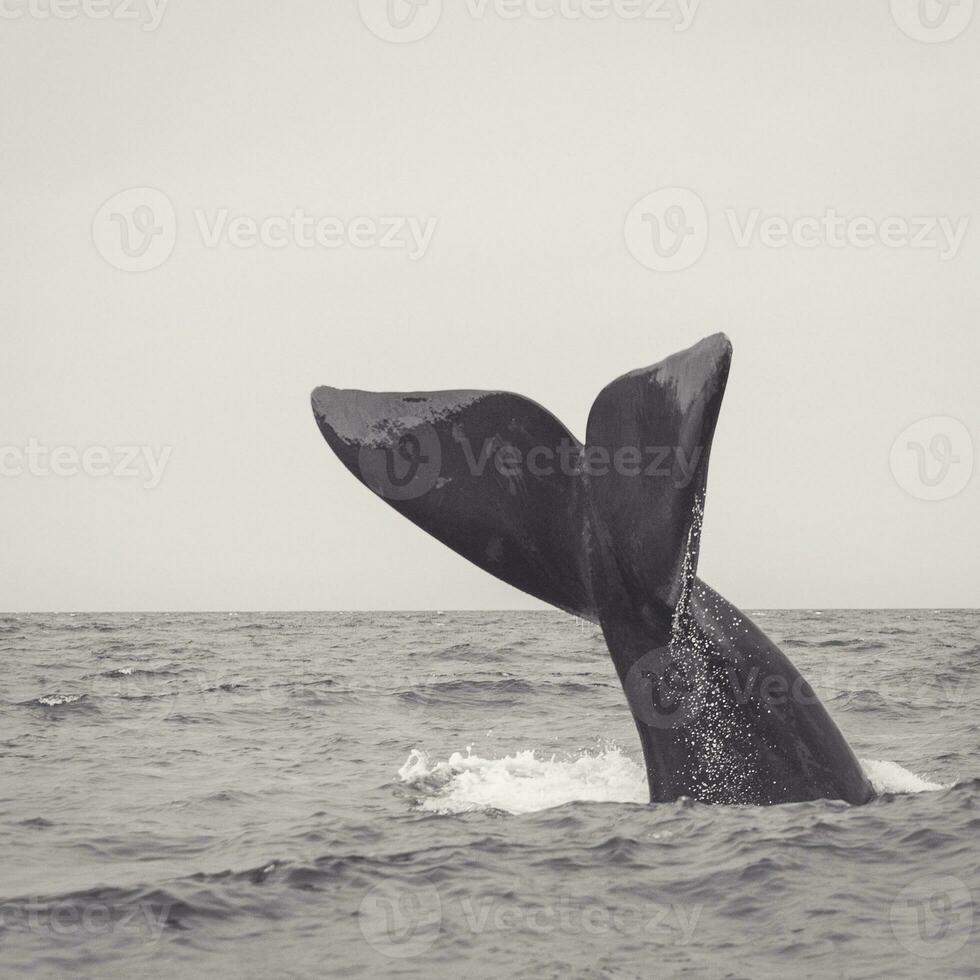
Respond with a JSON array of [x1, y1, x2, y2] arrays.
[[1, 0, 977, 610]]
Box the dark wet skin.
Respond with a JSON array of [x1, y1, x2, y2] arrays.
[[312, 334, 875, 806]]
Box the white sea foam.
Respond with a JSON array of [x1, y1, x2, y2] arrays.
[[399, 748, 946, 814], [860, 758, 946, 794], [398, 747, 648, 814], [37, 694, 85, 706]]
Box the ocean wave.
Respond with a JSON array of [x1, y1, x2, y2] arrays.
[[827, 689, 899, 712], [25, 694, 90, 708], [34, 621, 129, 633], [432, 641, 513, 661], [395, 677, 611, 707], [0, 884, 230, 933], [98, 667, 179, 679], [814, 638, 870, 648], [396, 678, 536, 706], [221, 622, 285, 633]]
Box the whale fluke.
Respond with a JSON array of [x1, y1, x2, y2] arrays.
[[585, 334, 730, 649], [311, 334, 875, 806], [311, 387, 596, 619]]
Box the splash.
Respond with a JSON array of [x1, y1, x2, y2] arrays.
[[860, 759, 946, 794], [398, 747, 648, 814], [398, 748, 946, 814]]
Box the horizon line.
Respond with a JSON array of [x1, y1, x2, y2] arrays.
[[2, 607, 976, 615]]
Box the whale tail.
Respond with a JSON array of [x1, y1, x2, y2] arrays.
[[311, 333, 876, 806], [311, 333, 732, 630]]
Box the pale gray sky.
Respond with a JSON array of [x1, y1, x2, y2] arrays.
[[1, 0, 977, 610]]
